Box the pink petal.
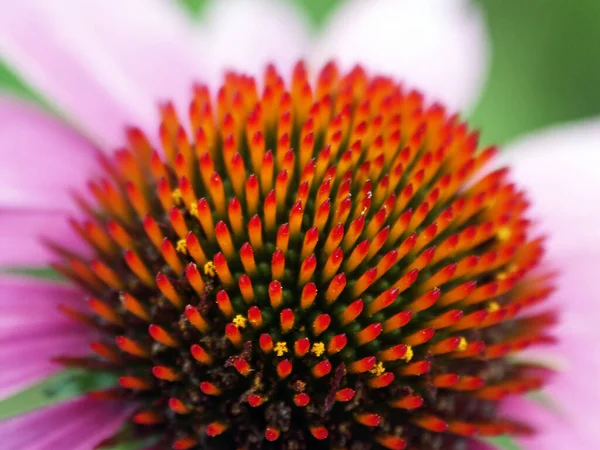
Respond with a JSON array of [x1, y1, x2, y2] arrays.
[[504, 119, 600, 256], [0, 0, 201, 146], [200, 0, 311, 82], [0, 332, 88, 401], [0, 209, 88, 267], [313, 0, 489, 112], [502, 398, 595, 449], [0, 277, 90, 400], [501, 119, 600, 447], [0, 396, 133, 450], [0, 98, 99, 210]]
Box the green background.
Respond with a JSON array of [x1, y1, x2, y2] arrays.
[[1, 0, 598, 448]]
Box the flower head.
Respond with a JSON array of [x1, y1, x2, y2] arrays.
[[3, 1, 600, 449], [28, 61, 555, 449]]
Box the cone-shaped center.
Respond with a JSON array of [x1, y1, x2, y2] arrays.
[[52, 61, 555, 450]]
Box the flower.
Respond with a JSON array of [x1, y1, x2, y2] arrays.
[[0, 0, 597, 449]]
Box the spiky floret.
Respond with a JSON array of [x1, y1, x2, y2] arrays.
[[50, 62, 555, 450]]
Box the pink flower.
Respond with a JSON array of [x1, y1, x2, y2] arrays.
[[0, 0, 597, 449]]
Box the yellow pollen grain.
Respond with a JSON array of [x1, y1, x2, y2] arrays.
[[171, 188, 183, 206], [361, 206, 368, 215], [233, 315, 247, 329], [176, 239, 188, 254], [487, 301, 500, 313], [251, 375, 263, 391], [497, 227, 512, 241], [295, 380, 306, 392], [311, 342, 325, 357], [369, 362, 386, 376], [204, 261, 216, 277], [274, 341, 288, 357], [458, 336, 468, 352], [496, 263, 518, 280], [401, 346, 413, 363], [189, 202, 199, 218]]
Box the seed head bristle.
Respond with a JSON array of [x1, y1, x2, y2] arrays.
[[53, 61, 555, 449]]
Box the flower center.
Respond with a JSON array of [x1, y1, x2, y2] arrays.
[[52, 61, 555, 450]]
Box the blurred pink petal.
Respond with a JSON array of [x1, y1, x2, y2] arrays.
[[0, 97, 98, 210], [502, 398, 595, 449], [0, 98, 93, 267], [0, 396, 132, 449], [505, 119, 600, 255], [502, 119, 600, 448], [0, 278, 89, 401], [0, 0, 201, 146], [313, 0, 489, 111], [0, 210, 89, 268], [199, 0, 311, 82]]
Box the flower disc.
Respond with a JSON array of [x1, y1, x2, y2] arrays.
[[52, 62, 555, 449]]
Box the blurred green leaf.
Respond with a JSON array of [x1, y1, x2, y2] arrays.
[[103, 443, 144, 450], [100, 434, 154, 450], [484, 435, 523, 450], [177, 0, 207, 17], [0, 369, 118, 420], [288, 0, 341, 26], [3, 267, 62, 280], [471, 0, 600, 144], [0, 60, 39, 102]]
